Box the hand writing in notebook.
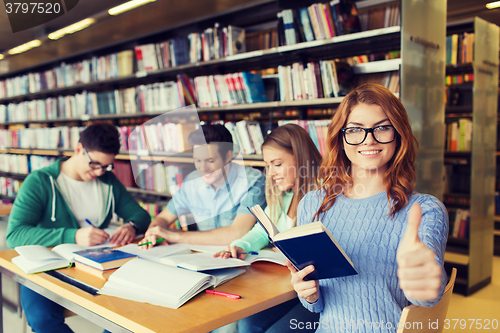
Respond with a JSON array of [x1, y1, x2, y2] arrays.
[[214, 245, 248, 260], [75, 227, 109, 246], [139, 226, 170, 249], [109, 223, 136, 246], [286, 260, 319, 304], [396, 203, 443, 301]]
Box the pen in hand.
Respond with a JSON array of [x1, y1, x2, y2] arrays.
[[138, 238, 165, 247], [85, 219, 93, 227]]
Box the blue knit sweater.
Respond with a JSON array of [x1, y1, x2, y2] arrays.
[[297, 190, 449, 333]]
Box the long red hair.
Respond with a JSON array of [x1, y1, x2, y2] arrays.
[[313, 83, 418, 221]]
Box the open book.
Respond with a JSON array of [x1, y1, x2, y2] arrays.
[[12, 229, 125, 275], [243, 250, 287, 266], [117, 243, 192, 262], [248, 205, 358, 280], [98, 258, 245, 309], [160, 252, 250, 271], [12, 244, 95, 274]]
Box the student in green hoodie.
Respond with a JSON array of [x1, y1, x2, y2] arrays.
[[7, 122, 151, 333]]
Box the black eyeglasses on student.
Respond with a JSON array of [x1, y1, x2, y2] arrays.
[[83, 147, 114, 171], [341, 125, 396, 145]]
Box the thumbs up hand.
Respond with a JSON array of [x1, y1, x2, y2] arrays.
[[397, 203, 443, 302]]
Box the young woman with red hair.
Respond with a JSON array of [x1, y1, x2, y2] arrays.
[[288, 83, 449, 333]]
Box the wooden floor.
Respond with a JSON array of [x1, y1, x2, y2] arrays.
[[446, 256, 500, 329]]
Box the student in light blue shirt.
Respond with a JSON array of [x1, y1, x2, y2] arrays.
[[140, 124, 266, 246]]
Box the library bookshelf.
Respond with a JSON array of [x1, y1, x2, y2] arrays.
[[443, 18, 499, 295], [0, 0, 454, 288]]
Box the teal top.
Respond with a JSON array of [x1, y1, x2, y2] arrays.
[[230, 190, 294, 252], [6, 158, 151, 248]]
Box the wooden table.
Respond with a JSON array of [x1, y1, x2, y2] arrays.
[[0, 249, 297, 333]]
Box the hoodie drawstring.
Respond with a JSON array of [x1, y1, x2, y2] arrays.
[[49, 176, 56, 222]]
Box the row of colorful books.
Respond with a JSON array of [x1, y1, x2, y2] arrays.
[[278, 60, 340, 101], [448, 208, 470, 239], [341, 51, 400, 66], [277, 1, 361, 46], [194, 72, 267, 107], [446, 33, 475, 65], [135, 25, 245, 72], [0, 177, 22, 197], [135, 163, 184, 196], [445, 73, 473, 86], [356, 71, 400, 94], [223, 121, 265, 156], [357, 3, 400, 31], [118, 123, 196, 153], [117, 119, 266, 157], [0, 71, 268, 122], [0, 154, 56, 174], [445, 119, 472, 152], [0, 127, 82, 150], [278, 119, 329, 156], [0, 51, 134, 99]]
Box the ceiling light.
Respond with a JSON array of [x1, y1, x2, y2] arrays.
[[108, 0, 156, 16], [48, 18, 95, 40], [8, 40, 42, 55], [486, 1, 500, 9]]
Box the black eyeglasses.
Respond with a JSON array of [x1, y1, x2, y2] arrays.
[[341, 125, 396, 145], [83, 147, 114, 171]]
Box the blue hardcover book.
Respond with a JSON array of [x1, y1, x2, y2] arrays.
[[299, 8, 315, 42], [73, 247, 137, 271], [248, 205, 358, 280], [241, 72, 268, 104]]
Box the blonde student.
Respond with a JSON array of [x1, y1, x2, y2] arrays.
[[217, 123, 322, 332], [288, 83, 449, 333]]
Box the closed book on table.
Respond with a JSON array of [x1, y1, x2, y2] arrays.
[[73, 247, 137, 270], [74, 261, 117, 280], [248, 205, 357, 280]]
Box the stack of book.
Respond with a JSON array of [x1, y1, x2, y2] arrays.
[[73, 247, 137, 280]]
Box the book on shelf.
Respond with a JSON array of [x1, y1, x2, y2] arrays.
[[446, 32, 474, 65], [72, 247, 137, 271], [448, 208, 470, 239], [98, 258, 245, 309], [248, 204, 358, 280]]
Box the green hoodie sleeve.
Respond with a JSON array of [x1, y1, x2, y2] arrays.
[[110, 174, 151, 233], [230, 205, 272, 252], [6, 172, 78, 248]]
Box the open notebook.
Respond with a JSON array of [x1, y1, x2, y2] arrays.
[[98, 258, 245, 309], [12, 227, 127, 274]]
